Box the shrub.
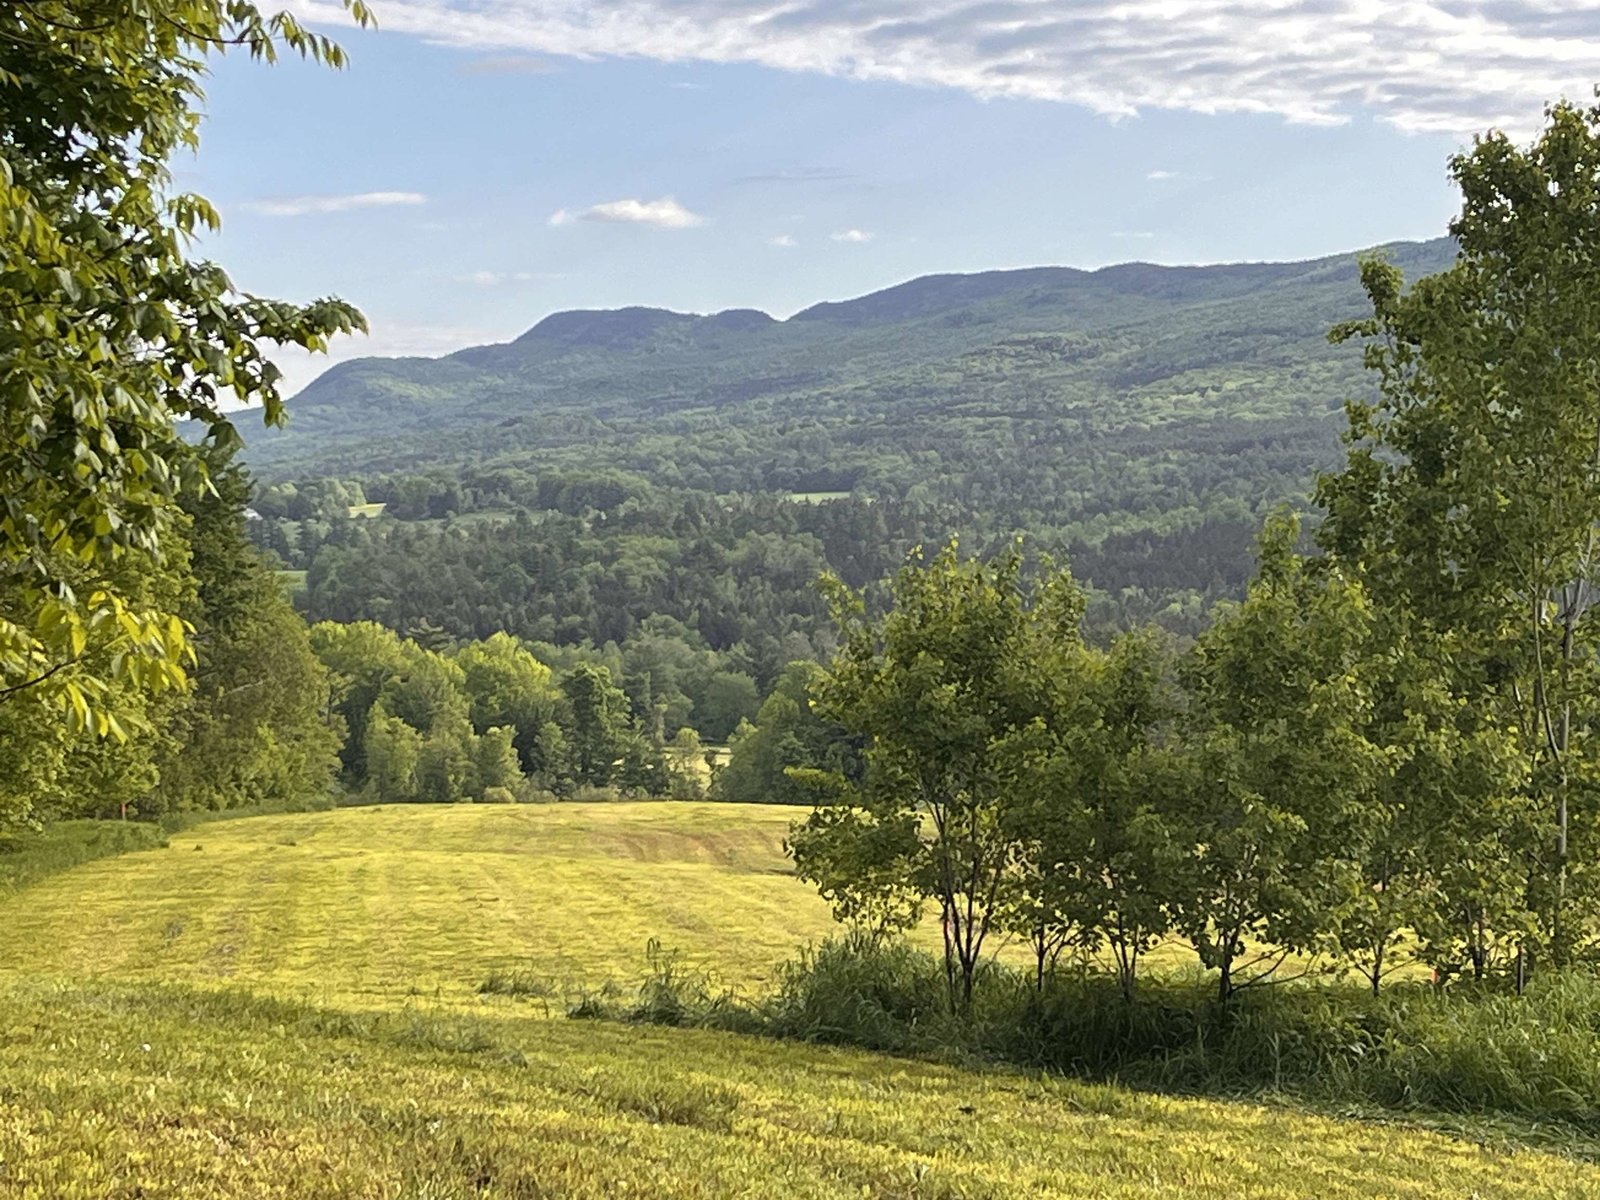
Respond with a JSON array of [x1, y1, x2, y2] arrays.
[[604, 935, 1600, 1132]]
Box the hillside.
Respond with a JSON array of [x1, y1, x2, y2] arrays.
[[2, 803, 1595, 1199], [247, 239, 1456, 503], [244, 239, 1460, 651]]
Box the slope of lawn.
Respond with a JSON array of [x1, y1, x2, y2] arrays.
[[2, 979, 1597, 1200], [3, 801, 1598, 1198], [0, 802, 836, 1005]]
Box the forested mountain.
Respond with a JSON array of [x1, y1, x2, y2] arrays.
[[246, 238, 1459, 680], [251, 238, 1456, 507]]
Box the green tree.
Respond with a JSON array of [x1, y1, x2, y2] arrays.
[[0, 1, 368, 729], [801, 541, 1083, 1011], [787, 803, 924, 947], [455, 632, 560, 774], [697, 671, 761, 742], [365, 709, 421, 803], [153, 456, 339, 813], [1176, 516, 1382, 1003], [310, 621, 408, 782], [1319, 99, 1600, 967], [560, 663, 630, 788], [1012, 628, 1182, 1000], [381, 647, 469, 737], [474, 725, 524, 797], [717, 662, 858, 805]]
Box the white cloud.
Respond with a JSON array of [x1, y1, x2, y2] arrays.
[[1112, 230, 1156, 239], [769, 234, 798, 247], [463, 269, 568, 284], [1147, 169, 1211, 182], [289, 0, 1600, 136], [549, 196, 706, 229], [240, 190, 427, 217], [831, 229, 874, 243]]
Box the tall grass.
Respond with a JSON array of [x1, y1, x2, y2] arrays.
[[607, 936, 1600, 1133]]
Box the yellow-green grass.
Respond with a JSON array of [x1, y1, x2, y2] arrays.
[[1, 979, 1595, 1200], [0, 801, 1405, 1005], [0, 803, 840, 1006], [2, 802, 1597, 1197], [346, 502, 387, 518]]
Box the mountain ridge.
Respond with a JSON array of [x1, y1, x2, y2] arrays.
[[303, 238, 1452, 386], [249, 237, 1458, 499]]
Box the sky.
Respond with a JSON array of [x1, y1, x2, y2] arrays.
[[187, 1, 1600, 395]]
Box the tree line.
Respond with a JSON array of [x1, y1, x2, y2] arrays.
[[789, 100, 1600, 1008], [0, 455, 341, 828], [311, 622, 711, 803]]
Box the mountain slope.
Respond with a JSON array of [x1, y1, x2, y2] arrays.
[[246, 238, 1456, 492]]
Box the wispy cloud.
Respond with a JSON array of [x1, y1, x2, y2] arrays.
[[241, 190, 427, 218], [549, 196, 706, 229], [1147, 169, 1210, 182], [289, 0, 1600, 136], [735, 166, 856, 186], [1112, 230, 1156, 239], [768, 234, 798, 247], [831, 228, 873, 244], [463, 270, 568, 285]]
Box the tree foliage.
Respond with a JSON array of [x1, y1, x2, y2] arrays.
[[0, 0, 367, 728], [1319, 97, 1600, 967]]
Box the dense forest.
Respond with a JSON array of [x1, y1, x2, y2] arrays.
[[238, 240, 1458, 723]]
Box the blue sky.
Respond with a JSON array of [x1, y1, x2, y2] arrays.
[[187, 1, 1600, 394]]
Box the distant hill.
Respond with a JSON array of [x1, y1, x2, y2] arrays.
[[245, 237, 1460, 644], [245, 238, 1458, 489]]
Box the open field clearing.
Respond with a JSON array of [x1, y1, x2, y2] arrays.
[[2, 803, 1597, 1198], [0, 802, 1212, 1008], [0, 803, 840, 1006], [1, 979, 1597, 1200]]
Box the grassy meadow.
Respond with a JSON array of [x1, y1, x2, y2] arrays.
[[0, 803, 839, 1005], [2, 802, 1598, 1197]]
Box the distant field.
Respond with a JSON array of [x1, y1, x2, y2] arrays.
[[0, 801, 1401, 1002], [786, 490, 853, 504], [0, 802, 836, 1005], [346, 502, 387, 518]]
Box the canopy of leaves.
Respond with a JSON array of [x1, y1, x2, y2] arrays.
[[0, 0, 367, 726]]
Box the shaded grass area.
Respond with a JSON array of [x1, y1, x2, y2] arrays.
[[0, 820, 168, 893], [0, 802, 841, 1005], [574, 937, 1600, 1153], [0, 802, 335, 895], [1, 978, 1594, 1199]]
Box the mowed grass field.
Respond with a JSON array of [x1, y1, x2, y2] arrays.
[[1, 802, 1597, 1198], [0, 802, 840, 1005]]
